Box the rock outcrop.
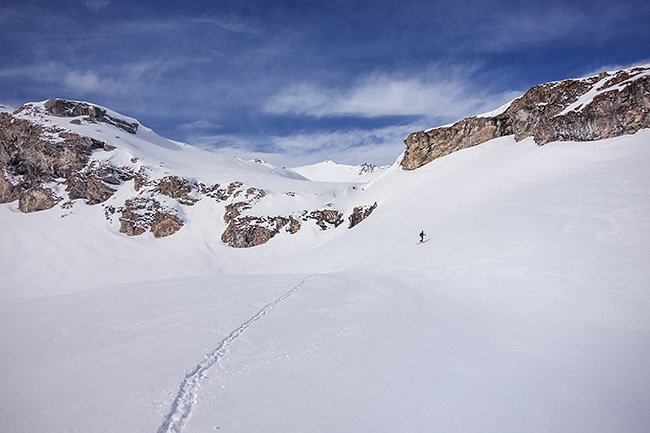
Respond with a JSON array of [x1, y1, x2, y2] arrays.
[[0, 111, 119, 209], [67, 161, 134, 205], [118, 197, 183, 238], [348, 202, 378, 229], [155, 176, 198, 205], [402, 66, 650, 170], [304, 209, 344, 230], [18, 186, 62, 213], [221, 215, 300, 248], [41, 99, 139, 134]]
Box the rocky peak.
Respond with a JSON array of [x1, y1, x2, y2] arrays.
[[402, 65, 650, 170], [0, 111, 118, 211], [17, 98, 140, 135]]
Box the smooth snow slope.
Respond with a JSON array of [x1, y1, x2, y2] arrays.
[[290, 160, 388, 182], [1, 130, 649, 433]]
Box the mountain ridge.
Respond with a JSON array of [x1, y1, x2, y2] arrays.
[[0, 99, 380, 246], [1, 64, 649, 249], [402, 64, 650, 170]]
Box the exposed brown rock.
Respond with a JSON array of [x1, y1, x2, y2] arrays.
[[0, 114, 99, 182], [401, 67, 650, 170], [66, 162, 133, 205], [304, 209, 344, 230], [155, 175, 198, 205], [0, 113, 118, 209], [67, 173, 116, 205], [359, 163, 379, 175], [133, 168, 150, 191], [244, 186, 266, 200], [223, 201, 253, 223], [151, 212, 184, 238], [18, 186, 62, 212], [42, 99, 139, 134], [0, 169, 20, 203], [348, 202, 378, 228], [227, 181, 243, 196], [402, 116, 512, 170], [221, 215, 296, 248], [0, 112, 123, 208], [118, 197, 183, 238], [286, 216, 301, 234], [200, 181, 248, 202]]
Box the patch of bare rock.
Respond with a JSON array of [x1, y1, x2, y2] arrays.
[[116, 197, 183, 238]]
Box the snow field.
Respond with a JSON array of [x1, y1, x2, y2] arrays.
[[1, 127, 650, 432]]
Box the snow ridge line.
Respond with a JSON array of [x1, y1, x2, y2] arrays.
[[156, 275, 312, 433]]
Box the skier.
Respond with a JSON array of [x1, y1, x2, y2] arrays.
[[419, 230, 425, 243]]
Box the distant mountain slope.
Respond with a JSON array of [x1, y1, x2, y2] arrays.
[[1, 64, 649, 258], [0, 99, 379, 248], [402, 64, 650, 170], [289, 160, 388, 182]]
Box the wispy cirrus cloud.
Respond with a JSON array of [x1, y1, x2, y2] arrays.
[[83, 0, 110, 12], [186, 123, 423, 167], [268, 125, 412, 166], [63, 70, 124, 94], [264, 68, 519, 123], [0, 57, 188, 97]]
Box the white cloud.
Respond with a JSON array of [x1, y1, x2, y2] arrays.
[[0, 62, 129, 96], [83, 0, 110, 12], [269, 127, 409, 166], [264, 68, 515, 122], [177, 120, 222, 132], [180, 125, 412, 167], [270, 126, 404, 153], [266, 124, 418, 166], [63, 70, 123, 94], [0, 62, 62, 81]]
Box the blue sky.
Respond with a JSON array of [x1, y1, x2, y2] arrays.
[[2, 0, 649, 166]]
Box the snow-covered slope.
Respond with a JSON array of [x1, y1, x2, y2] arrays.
[[289, 160, 388, 182], [1, 100, 650, 432]]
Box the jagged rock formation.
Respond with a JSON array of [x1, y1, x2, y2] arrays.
[[220, 185, 302, 248], [0, 110, 120, 211], [221, 215, 301, 248], [116, 197, 183, 238], [41, 98, 139, 134], [155, 176, 198, 205], [402, 66, 650, 170], [68, 161, 134, 205], [304, 209, 345, 230], [18, 186, 62, 213], [359, 163, 379, 175], [348, 202, 378, 229]]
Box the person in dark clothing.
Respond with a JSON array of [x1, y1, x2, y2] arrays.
[[419, 230, 425, 243]]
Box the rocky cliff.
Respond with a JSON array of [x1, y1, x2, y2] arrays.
[[401, 65, 650, 170]]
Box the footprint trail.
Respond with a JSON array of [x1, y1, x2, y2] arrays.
[[157, 276, 311, 433]]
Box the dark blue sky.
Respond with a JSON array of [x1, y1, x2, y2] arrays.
[[2, 0, 649, 165]]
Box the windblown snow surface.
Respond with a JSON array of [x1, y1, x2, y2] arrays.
[[1, 127, 650, 433]]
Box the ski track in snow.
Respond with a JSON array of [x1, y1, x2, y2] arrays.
[[156, 275, 312, 433]]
